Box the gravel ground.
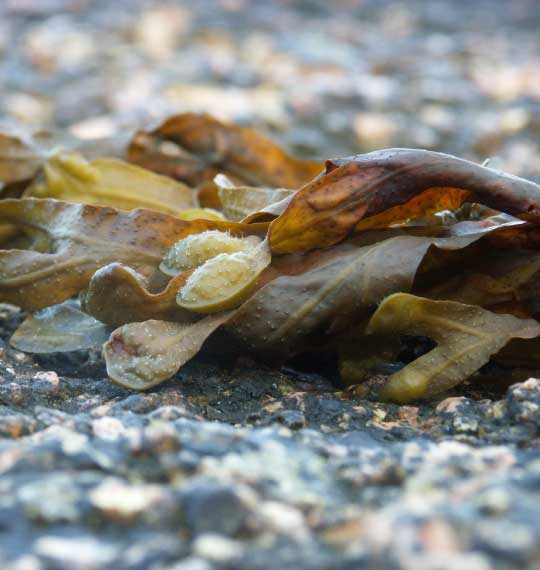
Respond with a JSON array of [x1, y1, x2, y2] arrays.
[[2, 1, 540, 569]]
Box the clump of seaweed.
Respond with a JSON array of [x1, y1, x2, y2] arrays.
[[3, 113, 540, 403]]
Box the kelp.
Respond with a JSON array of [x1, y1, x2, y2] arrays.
[[10, 299, 111, 353], [0, 126, 126, 192], [367, 293, 540, 403], [91, 218, 524, 390], [128, 113, 324, 188], [0, 128, 45, 189], [214, 174, 293, 222], [82, 263, 195, 327], [175, 236, 271, 313], [25, 150, 197, 215], [422, 250, 540, 309], [228, 218, 523, 359], [269, 150, 540, 253], [0, 198, 267, 311], [104, 313, 231, 389], [160, 231, 262, 276], [3, 114, 540, 402], [338, 330, 398, 386]]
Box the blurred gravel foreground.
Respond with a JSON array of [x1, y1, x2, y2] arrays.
[[2, 1, 540, 569]]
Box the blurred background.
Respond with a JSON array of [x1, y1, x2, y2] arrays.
[[1, 0, 540, 180]]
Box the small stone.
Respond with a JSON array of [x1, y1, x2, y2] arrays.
[[135, 6, 191, 61], [353, 112, 398, 148], [192, 533, 244, 563], [372, 408, 387, 421], [474, 520, 535, 557], [89, 477, 165, 521], [18, 474, 82, 523], [320, 517, 364, 547], [34, 536, 118, 569], [487, 400, 506, 420], [181, 482, 257, 537], [397, 406, 419, 422], [120, 533, 185, 568], [3, 93, 52, 126], [258, 501, 308, 539], [264, 410, 306, 429], [452, 415, 479, 433], [0, 414, 36, 438], [142, 421, 180, 453], [8, 555, 43, 570], [514, 378, 540, 394], [33, 371, 60, 385], [149, 405, 190, 421], [418, 518, 460, 553], [436, 397, 468, 414], [162, 557, 213, 570], [91, 417, 126, 441], [90, 404, 112, 417], [505, 379, 540, 423], [32, 371, 61, 394], [474, 486, 511, 515]]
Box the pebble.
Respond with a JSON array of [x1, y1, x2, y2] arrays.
[[92, 416, 127, 441], [34, 536, 118, 569], [181, 482, 257, 537], [89, 477, 166, 521], [17, 473, 83, 523], [164, 558, 214, 570], [192, 534, 244, 563]]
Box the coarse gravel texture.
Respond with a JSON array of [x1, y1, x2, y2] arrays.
[[2, 1, 540, 569]]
